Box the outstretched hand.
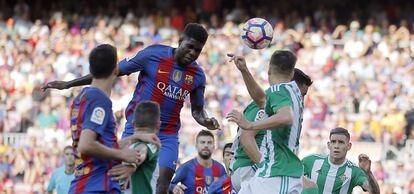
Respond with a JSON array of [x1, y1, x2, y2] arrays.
[[227, 54, 248, 72], [226, 110, 252, 130], [358, 154, 372, 173], [41, 81, 69, 91]]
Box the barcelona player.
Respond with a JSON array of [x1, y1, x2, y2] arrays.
[[208, 143, 234, 194], [170, 130, 226, 194], [43, 23, 219, 193], [68, 44, 160, 194]]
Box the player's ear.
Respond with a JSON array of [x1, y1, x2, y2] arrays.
[[347, 142, 352, 151]]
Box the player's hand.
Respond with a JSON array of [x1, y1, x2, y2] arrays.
[[173, 184, 187, 194], [108, 163, 136, 181], [226, 110, 252, 130], [120, 146, 141, 164], [227, 54, 248, 72], [41, 81, 69, 91], [358, 154, 372, 173], [205, 117, 220, 130], [133, 132, 161, 149]]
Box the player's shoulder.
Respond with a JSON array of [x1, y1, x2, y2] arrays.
[[213, 159, 225, 167], [266, 83, 290, 95], [82, 88, 111, 104], [303, 154, 327, 161], [345, 160, 361, 169], [145, 44, 171, 51]]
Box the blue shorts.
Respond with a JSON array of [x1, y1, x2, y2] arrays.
[[122, 125, 179, 171]]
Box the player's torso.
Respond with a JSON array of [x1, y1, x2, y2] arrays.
[[306, 156, 358, 194], [69, 88, 120, 192], [183, 159, 224, 194], [126, 47, 205, 135]]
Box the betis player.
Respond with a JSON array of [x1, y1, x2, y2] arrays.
[[227, 50, 304, 193], [228, 52, 313, 192], [302, 127, 380, 194], [43, 23, 220, 194], [208, 143, 235, 194]]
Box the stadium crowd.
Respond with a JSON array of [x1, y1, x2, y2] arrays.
[[1, 0, 414, 193]]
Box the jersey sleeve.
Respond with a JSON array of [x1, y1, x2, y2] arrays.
[[81, 98, 110, 136], [46, 169, 57, 192], [266, 91, 292, 114], [353, 167, 368, 189], [118, 46, 153, 75], [169, 163, 188, 192], [190, 71, 206, 107], [301, 156, 314, 177]]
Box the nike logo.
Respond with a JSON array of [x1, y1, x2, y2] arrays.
[[223, 185, 230, 191], [158, 69, 169, 74], [195, 177, 204, 181]]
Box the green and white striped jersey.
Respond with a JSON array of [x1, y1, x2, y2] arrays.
[[129, 141, 159, 194], [258, 81, 304, 178], [230, 101, 267, 172], [302, 154, 368, 194]]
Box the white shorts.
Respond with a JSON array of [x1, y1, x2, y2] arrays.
[[238, 176, 303, 194], [230, 166, 256, 192]]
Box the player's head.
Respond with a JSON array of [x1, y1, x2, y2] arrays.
[[196, 130, 215, 160], [328, 127, 352, 161], [175, 23, 208, 67], [63, 145, 74, 166], [89, 44, 118, 79], [292, 68, 312, 97], [222, 143, 233, 170], [133, 101, 161, 132], [268, 50, 296, 80]]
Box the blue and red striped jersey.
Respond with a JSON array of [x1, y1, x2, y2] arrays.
[[69, 87, 121, 193], [169, 158, 226, 194], [119, 44, 206, 137], [208, 176, 234, 194]]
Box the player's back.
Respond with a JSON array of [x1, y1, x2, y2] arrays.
[[119, 44, 207, 137], [258, 81, 304, 178], [69, 87, 120, 193], [128, 141, 159, 194]]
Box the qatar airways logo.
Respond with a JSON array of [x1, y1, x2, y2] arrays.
[[157, 82, 190, 101]]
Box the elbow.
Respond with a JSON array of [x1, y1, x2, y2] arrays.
[[78, 142, 92, 156]]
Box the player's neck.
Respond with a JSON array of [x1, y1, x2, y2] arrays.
[[196, 156, 213, 167], [329, 155, 346, 165], [91, 79, 112, 97], [134, 128, 155, 133], [269, 76, 291, 86]]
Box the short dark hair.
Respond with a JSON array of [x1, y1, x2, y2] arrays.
[[89, 44, 118, 79], [223, 143, 233, 157], [133, 101, 160, 129], [196, 130, 214, 142], [63, 145, 72, 152], [269, 50, 296, 75], [183, 23, 208, 44], [293, 68, 313, 86], [329, 127, 350, 140]]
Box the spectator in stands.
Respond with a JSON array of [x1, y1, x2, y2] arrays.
[[47, 146, 75, 194]]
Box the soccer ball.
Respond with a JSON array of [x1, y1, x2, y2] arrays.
[[241, 18, 274, 49]]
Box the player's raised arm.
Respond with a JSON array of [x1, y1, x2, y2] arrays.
[[227, 53, 265, 108], [42, 45, 155, 91], [358, 154, 380, 194]]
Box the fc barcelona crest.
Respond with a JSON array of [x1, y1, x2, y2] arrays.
[[173, 70, 182, 82], [185, 75, 194, 85], [205, 176, 213, 185]]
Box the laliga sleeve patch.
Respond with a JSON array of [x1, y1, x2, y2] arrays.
[[90, 107, 105, 125]]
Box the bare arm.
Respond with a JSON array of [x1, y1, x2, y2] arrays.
[[359, 154, 380, 194], [227, 54, 265, 108], [118, 132, 161, 149], [78, 129, 140, 163], [191, 104, 220, 130], [240, 130, 261, 164], [227, 106, 293, 131]]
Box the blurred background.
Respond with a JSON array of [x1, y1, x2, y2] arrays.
[[1, 0, 414, 193]]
